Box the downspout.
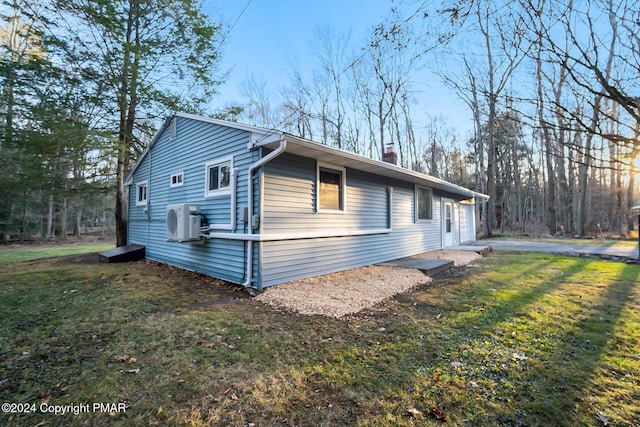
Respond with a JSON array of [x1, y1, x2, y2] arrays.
[[241, 134, 287, 287], [387, 186, 393, 229], [144, 145, 152, 246]]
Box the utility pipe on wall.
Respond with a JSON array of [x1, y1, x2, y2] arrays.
[[241, 135, 287, 287]]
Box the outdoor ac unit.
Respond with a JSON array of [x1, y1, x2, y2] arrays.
[[166, 203, 201, 242]]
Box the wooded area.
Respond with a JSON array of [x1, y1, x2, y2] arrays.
[[1, 0, 638, 243]]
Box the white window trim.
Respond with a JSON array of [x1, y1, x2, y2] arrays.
[[170, 171, 184, 188], [414, 184, 433, 222], [136, 180, 148, 206], [316, 162, 347, 213], [204, 156, 233, 198]]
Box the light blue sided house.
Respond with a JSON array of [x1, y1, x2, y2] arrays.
[[125, 112, 487, 290]]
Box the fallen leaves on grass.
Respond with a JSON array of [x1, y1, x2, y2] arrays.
[[405, 407, 422, 418], [511, 351, 527, 361], [116, 355, 137, 364], [428, 407, 448, 421]]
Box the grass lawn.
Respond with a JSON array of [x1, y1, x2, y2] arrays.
[[488, 236, 639, 248], [0, 241, 115, 264], [0, 249, 638, 426]]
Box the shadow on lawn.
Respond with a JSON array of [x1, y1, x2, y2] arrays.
[[525, 263, 640, 425], [387, 255, 639, 425], [447, 255, 574, 330], [444, 257, 639, 426]]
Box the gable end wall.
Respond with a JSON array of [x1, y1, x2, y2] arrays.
[[127, 116, 258, 284]]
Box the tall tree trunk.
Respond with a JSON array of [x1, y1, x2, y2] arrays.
[[115, 1, 140, 247], [534, 5, 557, 235], [576, 131, 595, 236], [76, 201, 82, 239], [61, 197, 68, 240], [47, 193, 54, 238], [627, 143, 639, 233], [378, 98, 385, 159], [554, 105, 571, 233], [466, 61, 486, 236]]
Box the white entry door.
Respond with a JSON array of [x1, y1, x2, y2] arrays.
[[442, 199, 455, 247]]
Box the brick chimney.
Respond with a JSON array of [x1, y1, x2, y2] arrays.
[[382, 145, 397, 165]]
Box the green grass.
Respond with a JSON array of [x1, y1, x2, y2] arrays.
[[485, 235, 639, 247], [0, 249, 638, 426], [0, 241, 115, 263]]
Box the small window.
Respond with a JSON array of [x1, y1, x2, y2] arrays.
[[170, 172, 184, 187], [205, 158, 232, 197], [136, 181, 148, 206], [416, 186, 433, 220], [317, 163, 346, 212]]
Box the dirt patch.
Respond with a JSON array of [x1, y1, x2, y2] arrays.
[[256, 250, 483, 318], [49, 252, 104, 264], [409, 249, 485, 267]]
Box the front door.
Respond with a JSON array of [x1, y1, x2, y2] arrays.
[[442, 200, 455, 247]]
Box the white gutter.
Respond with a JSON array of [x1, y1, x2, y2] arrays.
[[240, 135, 287, 287], [208, 168, 238, 231]]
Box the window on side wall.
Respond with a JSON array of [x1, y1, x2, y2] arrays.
[[205, 158, 232, 197], [415, 186, 433, 220], [136, 181, 148, 206], [170, 172, 184, 187], [317, 163, 346, 212]]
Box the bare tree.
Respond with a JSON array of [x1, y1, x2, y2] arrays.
[[472, 0, 529, 236], [241, 75, 279, 128]]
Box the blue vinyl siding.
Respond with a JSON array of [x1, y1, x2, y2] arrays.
[[127, 115, 257, 284], [260, 153, 443, 287], [262, 154, 388, 232]]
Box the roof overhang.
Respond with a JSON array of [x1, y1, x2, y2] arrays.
[[259, 134, 489, 201]]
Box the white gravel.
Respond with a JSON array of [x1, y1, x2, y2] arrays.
[[256, 249, 483, 318]]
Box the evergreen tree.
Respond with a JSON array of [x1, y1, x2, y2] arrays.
[[52, 0, 225, 246]]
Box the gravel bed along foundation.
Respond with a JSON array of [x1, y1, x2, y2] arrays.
[[256, 249, 483, 318]]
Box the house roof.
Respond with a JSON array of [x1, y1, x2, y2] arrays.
[[125, 112, 489, 201], [258, 134, 488, 201]]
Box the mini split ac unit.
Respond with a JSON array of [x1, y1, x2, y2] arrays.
[[166, 203, 201, 242]]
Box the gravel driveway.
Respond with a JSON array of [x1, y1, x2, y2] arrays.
[[468, 238, 639, 260]]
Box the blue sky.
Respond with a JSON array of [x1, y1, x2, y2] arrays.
[[206, 0, 474, 138], [208, 0, 392, 104]]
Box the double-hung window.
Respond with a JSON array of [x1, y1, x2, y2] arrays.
[[317, 163, 346, 212], [205, 157, 232, 197], [415, 186, 433, 221], [136, 181, 148, 206]]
